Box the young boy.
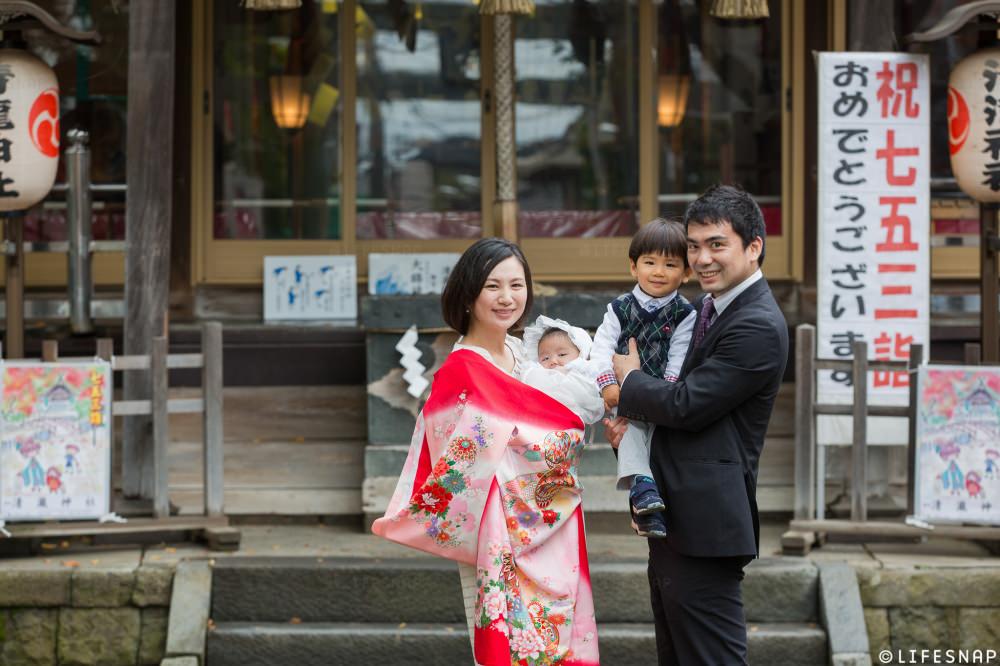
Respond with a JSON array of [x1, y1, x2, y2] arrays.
[[590, 219, 695, 537]]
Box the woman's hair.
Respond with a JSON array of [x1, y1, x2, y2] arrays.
[[441, 238, 534, 335]]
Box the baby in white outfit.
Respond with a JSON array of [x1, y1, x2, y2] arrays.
[[521, 315, 605, 426]]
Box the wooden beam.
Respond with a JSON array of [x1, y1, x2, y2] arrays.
[[4, 214, 23, 358], [202, 322, 224, 517], [851, 340, 868, 522], [96, 338, 114, 362], [1, 515, 229, 539], [123, 0, 176, 499], [790, 519, 1000, 541], [981, 203, 999, 362], [793, 324, 816, 520], [847, 0, 894, 51], [638, 0, 657, 226], [151, 336, 170, 518], [906, 344, 923, 517]]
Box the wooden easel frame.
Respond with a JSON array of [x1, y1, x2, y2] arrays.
[[783, 324, 1000, 554], [0, 322, 239, 551]]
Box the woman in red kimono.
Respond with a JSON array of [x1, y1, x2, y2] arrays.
[[373, 238, 600, 666]]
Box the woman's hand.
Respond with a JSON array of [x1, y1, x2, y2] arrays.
[[602, 416, 628, 450]]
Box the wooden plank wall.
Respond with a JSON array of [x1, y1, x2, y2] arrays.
[[167, 386, 366, 515]]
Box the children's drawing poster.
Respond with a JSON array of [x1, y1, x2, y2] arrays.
[[368, 253, 459, 295], [0, 362, 112, 521], [264, 255, 357, 321], [914, 366, 1000, 525]]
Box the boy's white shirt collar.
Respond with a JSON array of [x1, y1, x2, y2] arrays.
[[631, 284, 679, 312], [710, 269, 763, 315]]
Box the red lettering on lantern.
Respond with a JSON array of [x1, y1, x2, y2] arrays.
[[29, 89, 59, 159], [948, 86, 970, 156]]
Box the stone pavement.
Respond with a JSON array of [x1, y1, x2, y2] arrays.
[[144, 519, 1000, 567], [1, 519, 997, 665]]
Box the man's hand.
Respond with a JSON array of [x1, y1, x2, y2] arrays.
[[601, 384, 620, 411], [603, 416, 628, 450], [612, 338, 641, 385]]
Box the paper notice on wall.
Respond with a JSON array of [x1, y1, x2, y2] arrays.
[[264, 255, 358, 321], [368, 253, 460, 295]]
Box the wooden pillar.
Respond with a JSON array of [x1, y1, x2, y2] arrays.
[[493, 14, 518, 242], [638, 0, 658, 226], [3, 213, 23, 358], [847, 1, 893, 52], [793, 324, 816, 520], [202, 322, 224, 517], [905, 344, 923, 517], [981, 203, 999, 362], [151, 336, 170, 518], [850, 340, 868, 522], [123, 0, 176, 499]]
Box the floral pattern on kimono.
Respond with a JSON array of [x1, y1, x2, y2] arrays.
[[372, 349, 599, 666]]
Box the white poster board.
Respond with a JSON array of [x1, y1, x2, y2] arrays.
[[368, 253, 459, 295], [914, 366, 1000, 526], [263, 255, 357, 321], [816, 52, 931, 445], [0, 362, 112, 521]]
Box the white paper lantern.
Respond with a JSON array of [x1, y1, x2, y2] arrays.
[[0, 49, 59, 212], [947, 48, 1000, 202]]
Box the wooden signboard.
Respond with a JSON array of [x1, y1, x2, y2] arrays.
[[914, 365, 1000, 526], [0, 361, 112, 521]]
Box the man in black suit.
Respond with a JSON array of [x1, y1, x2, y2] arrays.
[[607, 185, 789, 665]]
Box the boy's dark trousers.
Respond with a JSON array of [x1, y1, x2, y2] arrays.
[[647, 539, 752, 665]]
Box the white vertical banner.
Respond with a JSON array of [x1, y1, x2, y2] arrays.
[[816, 52, 931, 445]]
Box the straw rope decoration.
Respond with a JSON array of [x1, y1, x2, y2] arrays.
[[478, 0, 534, 16], [709, 0, 769, 19], [242, 0, 302, 9], [493, 14, 516, 202]]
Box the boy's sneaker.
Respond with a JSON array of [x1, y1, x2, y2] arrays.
[[633, 510, 667, 538], [630, 476, 666, 515]]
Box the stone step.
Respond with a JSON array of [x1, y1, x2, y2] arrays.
[[206, 622, 827, 666], [210, 557, 817, 625]]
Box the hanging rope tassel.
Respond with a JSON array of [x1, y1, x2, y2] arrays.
[[478, 0, 534, 16], [709, 0, 769, 19]]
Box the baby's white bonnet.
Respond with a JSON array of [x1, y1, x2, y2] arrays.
[[522, 315, 593, 362]]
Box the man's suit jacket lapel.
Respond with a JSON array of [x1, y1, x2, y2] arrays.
[[680, 278, 771, 378]]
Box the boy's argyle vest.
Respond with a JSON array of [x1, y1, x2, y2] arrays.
[[611, 293, 694, 379]]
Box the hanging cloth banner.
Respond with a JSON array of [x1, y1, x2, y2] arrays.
[[816, 52, 931, 445]]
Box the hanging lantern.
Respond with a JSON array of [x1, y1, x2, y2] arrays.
[[948, 48, 1000, 201], [478, 0, 534, 16], [709, 0, 769, 19], [657, 0, 691, 128], [242, 0, 302, 9], [269, 75, 311, 129], [0, 49, 60, 212], [657, 74, 690, 128]]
